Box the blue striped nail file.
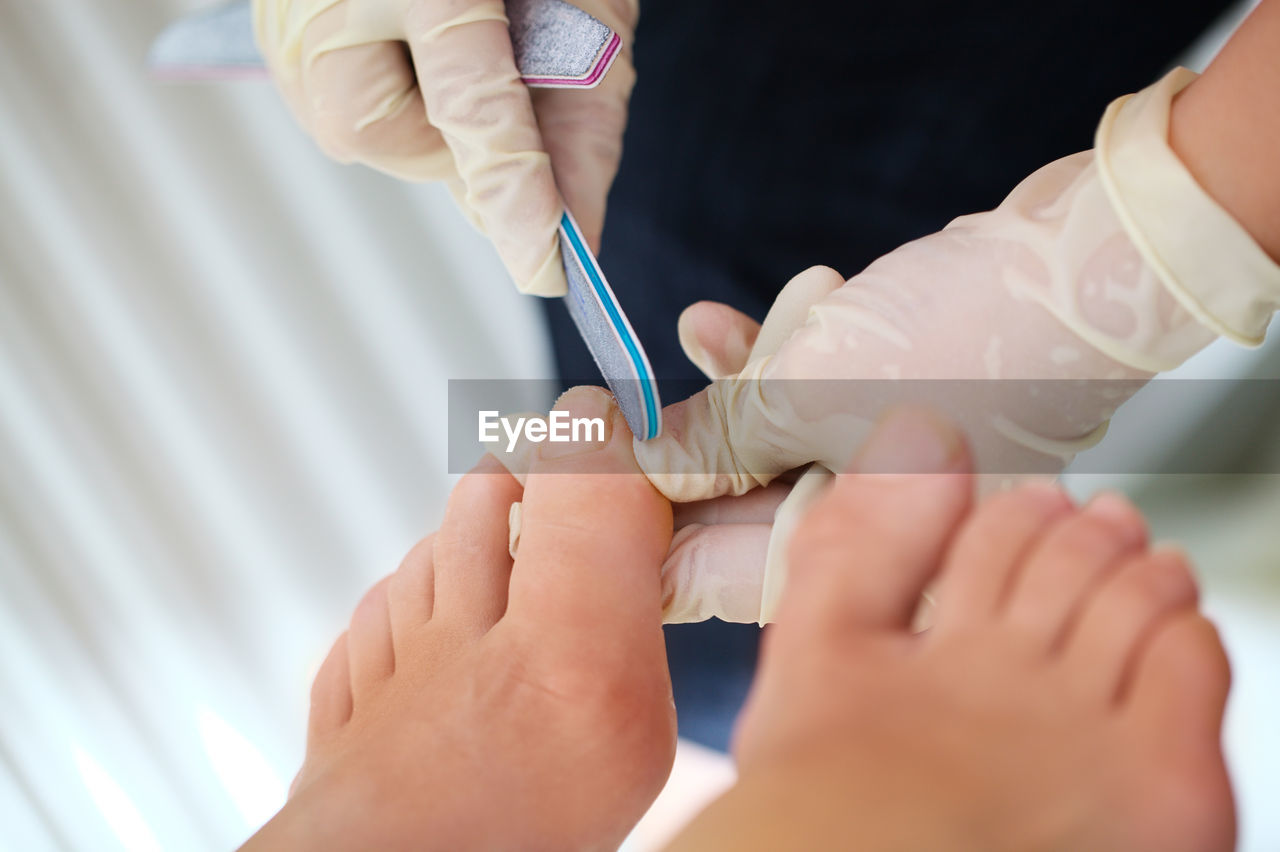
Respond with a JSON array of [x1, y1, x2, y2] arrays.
[[558, 211, 661, 441]]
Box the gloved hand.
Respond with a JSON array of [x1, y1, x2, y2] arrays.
[[635, 68, 1280, 503], [254, 0, 638, 295], [495, 269, 844, 624]]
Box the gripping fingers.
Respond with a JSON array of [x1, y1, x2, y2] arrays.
[[405, 0, 565, 295]]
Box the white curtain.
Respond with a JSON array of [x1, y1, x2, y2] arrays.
[[1, 0, 552, 848]]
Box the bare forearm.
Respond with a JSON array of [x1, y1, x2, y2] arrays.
[[1170, 0, 1280, 261]]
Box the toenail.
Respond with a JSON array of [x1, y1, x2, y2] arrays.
[[538, 387, 616, 459]]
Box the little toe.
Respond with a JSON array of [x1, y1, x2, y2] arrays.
[[930, 482, 1073, 635], [347, 575, 396, 699], [776, 407, 973, 635], [1064, 548, 1200, 704], [1001, 492, 1147, 652], [430, 455, 523, 637], [307, 633, 354, 745]]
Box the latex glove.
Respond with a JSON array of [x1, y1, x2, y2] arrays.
[[497, 268, 843, 624], [254, 0, 638, 295], [635, 68, 1280, 503]]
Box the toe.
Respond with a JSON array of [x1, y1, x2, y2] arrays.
[[1063, 548, 1200, 704], [430, 455, 523, 637], [1001, 493, 1147, 652], [307, 633, 353, 744], [348, 575, 396, 697], [506, 387, 672, 644], [930, 482, 1073, 634], [388, 535, 436, 646], [1124, 612, 1235, 852], [775, 407, 973, 634], [1125, 610, 1229, 735]]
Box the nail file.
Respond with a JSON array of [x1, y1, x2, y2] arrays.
[[146, 0, 620, 88], [558, 211, 661, 440]]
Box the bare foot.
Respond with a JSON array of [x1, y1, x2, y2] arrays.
[[244, 387, 676, 852], [671, 407, 1234, 852]]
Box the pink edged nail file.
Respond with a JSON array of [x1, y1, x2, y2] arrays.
[[558, 211, 661, 440], [147, 0, 620, 88]]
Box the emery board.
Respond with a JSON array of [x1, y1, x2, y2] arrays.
[[558, 211, 661, 441], [147, 0, 620, 88]]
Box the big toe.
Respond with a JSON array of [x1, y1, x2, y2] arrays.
[[1126, 610, 1231, 745], [505, 387, 672, 649], [776, 407, 973, 634], [1124, 613, 1235, 852]]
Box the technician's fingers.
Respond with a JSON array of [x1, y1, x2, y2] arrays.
[[431, 455, 523, 636], [295, 3, 454, 179], [636, 372, 817, 501], [773, 407, 973, 635], [677, 302, 762, 380], [406, 0, 566, 295], [672, 481, 791, 528], [676, 265, 845, 381], [531, 72, 633, 253], [636, 266, 848, 502], [506, 387, 672, 643], [661, 522, 772, 624], [750, 265, 845, 360]]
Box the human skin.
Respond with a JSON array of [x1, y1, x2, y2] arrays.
[[666, 408, 1233, 851], [1170, 0, 1280, 262], [240, 387, 677, 852]]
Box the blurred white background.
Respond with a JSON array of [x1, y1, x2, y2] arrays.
[[0, 1, 1275, 850]]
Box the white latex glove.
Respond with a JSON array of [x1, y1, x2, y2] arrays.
[[496, 268, 847, 624], [635, 68, 1280, 503], [254, 0, 638, 295]]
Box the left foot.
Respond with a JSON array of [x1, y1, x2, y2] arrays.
[[244, 388, 676, 851]]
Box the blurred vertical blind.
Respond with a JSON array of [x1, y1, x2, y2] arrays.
[[0, 0, 552, 848]]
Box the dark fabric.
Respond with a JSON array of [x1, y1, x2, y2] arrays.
[[542, 0, 1232, 751]]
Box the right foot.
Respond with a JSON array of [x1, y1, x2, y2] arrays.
[[671, 407, 1235, 852]]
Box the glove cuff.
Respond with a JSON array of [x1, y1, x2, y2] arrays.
[[1095, 67, 1280, 347]]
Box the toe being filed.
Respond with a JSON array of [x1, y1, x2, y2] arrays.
[[1001, 494, 1148, 652], [348, 575, 397, 697], [1126, 609, 1231, 739], [777, 468, 971, 633], [308, 633, 354, 743], [1063, 549, 1201, 705], [930, 481, 1073, 633]]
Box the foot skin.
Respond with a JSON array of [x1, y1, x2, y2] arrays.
[[244, 387, 677, 852], [670, 407, 1235, 852]]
